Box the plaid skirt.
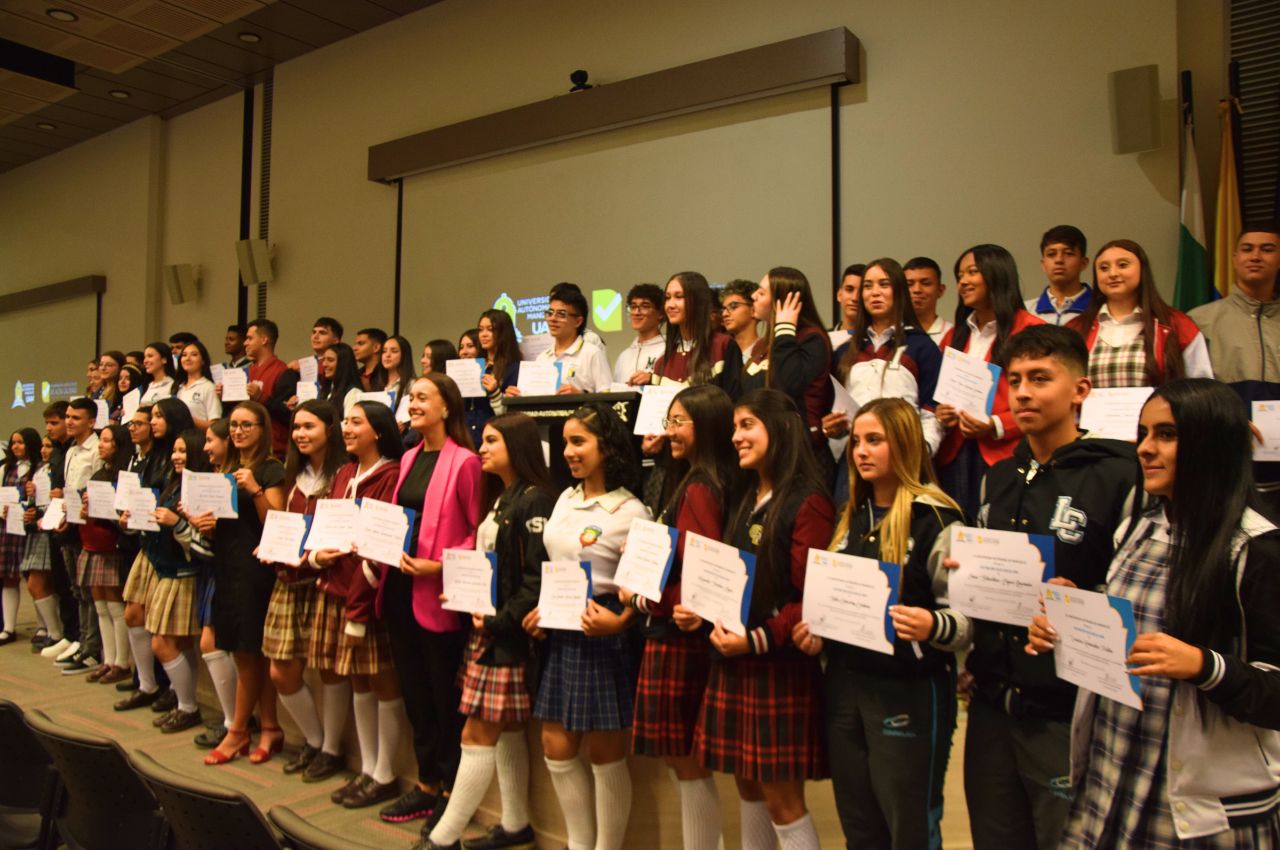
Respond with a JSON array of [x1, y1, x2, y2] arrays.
[[196, 573, 215, 628], [458, 630, 531, 724], [76, 549, 125, 589], [695, 654, 828, 782], [122, 551, 157, 605], [19, 533, 52, 574], [533, 596, 642, 732], [146, 575, 199, 637], [632, 633, 712, 757], [306, 590, 392, 676], [261, 578, 316, 661]]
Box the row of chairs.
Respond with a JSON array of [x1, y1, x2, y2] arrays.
[[0, 699, 382, 850]]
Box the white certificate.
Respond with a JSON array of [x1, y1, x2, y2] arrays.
[[395, 392, 411, 424], [114, 470, 141, 511], [258, 510, 311, 567], [93, 399, 111, 430], [210, 364, 225, 385], [295, 381, 319, 402], [39, 497, 65, 531], [1080, 387, 1153, 441], [63, 490, 85, 525], [518, 333, 554, 361], [125, 488, 160, 532], [631, 385, 681, 436], [445, 359, 487, 399], [935, 347, 1001, 418], [949, 526, 1055, 626], [121, 388, 141, 422], [1044, 584, 1143, 711], [680, 531, 756, 636], [86, 481, 118, 521], [4, 503, 26, 536], [828, 375, 859, 460], [180, 469, 238, 519], [1253, 401, 1280, 461], [613, 518, 678, 602], [298, 356, 319, 384], [0, 486, 19, 507], [355, 498, 415, 567], [517, 361, 561, 395], [221, 368, 250, 402], [803, 550, 901, 655], [33, 469, 51, 507], [357, 390, 394, 410], [441, 549, 497, 615], [536, 560, 592, 631], [304, 499, 360, 552]]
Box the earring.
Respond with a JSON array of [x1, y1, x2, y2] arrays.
[[442, 409, 448, 418]]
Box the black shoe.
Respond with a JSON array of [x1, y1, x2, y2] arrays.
[[150, 689, 177, 712], [30, 634, 52, 652], [161, 709, 203, 734], [343, 775, 399, 809], [115, 678, 140, 693], [330, 774, 366, 805], [0, 631, 18, 646], [283, 743, 319, 775], [194, 724, 228, 749], [302, 750, 343, 783], [413, 839, 460, 850], [153, 709, 176, 728], [113, 688, 162, 711], [379, 786, 437, 823], [463, 824, 536, 850], [60, 655, 100, 675]]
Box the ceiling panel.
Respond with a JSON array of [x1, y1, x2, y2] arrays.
[[281, 0, 396, 33], [227, 1, 352, 47]]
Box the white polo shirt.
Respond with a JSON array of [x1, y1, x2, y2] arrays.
[[537, 335, 613, 393], [543, 485, 650, 596]]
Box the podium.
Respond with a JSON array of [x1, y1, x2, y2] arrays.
[[504, 391, 641, 490]]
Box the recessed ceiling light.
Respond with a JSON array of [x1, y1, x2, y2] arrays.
[[108, 89, 130, 99], [36, 122, 56, 130], [237, 31, 261, 43], [46, 8, 78, 22]]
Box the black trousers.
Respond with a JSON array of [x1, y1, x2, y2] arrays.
[[50, 539, 80, 641], [382, 567, 467, 789]]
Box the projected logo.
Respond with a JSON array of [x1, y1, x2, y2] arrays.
[[591, 288, 623, 332], [11, 380, 33, 409], [493, 291, 551, 341]]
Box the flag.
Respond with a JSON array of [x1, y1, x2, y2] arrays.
[[1213, 97, 1242, 299], [1174, 115, 1210, 310]]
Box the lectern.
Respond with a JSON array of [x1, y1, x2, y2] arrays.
[[504, 391, 641, 490]]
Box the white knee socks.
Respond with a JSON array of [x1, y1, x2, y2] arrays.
[[430, 743, 496, 845], [2, 585, 18, 635], [545, 756, 595, 850], [352, 690, 378, 776], [592, 759, 632, 850], [677, 776, 723, 850], [202, 650, 238, 727], [773, 813, 819, 850], [94, 601, 115, 666], [740, 800, 776, 850], [496, 729, 530, 832], [278, 686, 323, 749], [107, 601, 129, 669], [373, 698, 406, 785], [321, 681, 351, 756], [128, 626, 157, 692], [33, 596, 63, 641], [162, 654, 198, 713]]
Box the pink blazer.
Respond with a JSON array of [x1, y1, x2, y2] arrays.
[[380, 437, 482, 632]]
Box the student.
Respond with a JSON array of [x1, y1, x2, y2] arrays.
[[635, 272, 740, 394], [0, 428, 38, 643], [1029, 378, 1280, 847], [318, 342, 363, 414], [382, 334, 416, 400], [904, 257, 952, 346], [719, 279, 760, 367], [421, 339, 460, 376], [935, 244, 1044, 520], [39, 401, 79, 654], [176, 340, 222, 429], [378, 373, 481, 826], [23, 436, 67, 656], [691, 388, 834, 850], [795, 397, 963, 850], [118, 364, 144, 400], [260, 401, 343, 780], [278, 316, 346, 413], [197, 400, 287, 766], [620, 385, 736, 850], [476, 309, 521, 419], [126, 350, 145, 369], [168, 332, 198, 359], [85, 359, 102, 396], [550, 282, 607, 350], [1067, 239, 1210, 387], [139, 341, 178, 404], [612, 284, 667, 385], [424, 413, 552, 850], [97, 351, 124, 421], [224, 323, 250, 368], [830, 263, 865, 351], [354, 327, 388, 391], [243, 318, 290, 455], [55, 398, 104, 674], [458, 328, 482, 361], [78, 423, 133, 685], [1025, 225, 1092, 325], [304, 401, 403, 797], [523, 402, 649, 850], [933, 325, 1140, 850], [524, 288, 612, 394]]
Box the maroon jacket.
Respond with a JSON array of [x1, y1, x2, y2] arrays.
[[314, 459, 400, 627]]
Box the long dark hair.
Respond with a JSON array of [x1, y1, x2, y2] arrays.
[[284, 400, 346, 491], [97, 424, 135, 477], [144, 341, 178, 382], [838, 257, 923, 382], [947, 244, 1027, 367], [320, 342, 361, 405], [762, 267, 828, 389], [729, 389, 826, 622], [161, 427, 212, 501], [459, 328, 482, 357], [478, 413, 554, 516], [151, 397, 195, 463], [352, 400, 406, 462], [383, 335, 416, 393], [480, 310, 521, 384], [1068, 239, 1186, 385], [179, 340, 214, 383], [659, 385, 738, 522], [3, 428, 41, 474], [424, 339, 459, 374], [566, 402, 641, 496], [411, 374, 474, 451], [1147, 379, 1253, 652], [662, 272, 720, 385]]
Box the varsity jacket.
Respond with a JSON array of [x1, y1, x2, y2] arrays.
[[479, 482, 553, 665], [633, 476, 723, 640], [652, 332, 742, 398], [1071, 506, 1280, 840], [743, 324, 833, 447], [140, 487, 206, 580], [934, 433, 1140, 721], [834, 326, 944, 454]]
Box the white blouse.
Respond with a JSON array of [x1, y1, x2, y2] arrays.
[[139, 376, 174, 405], [177, 377, 222, 422], [542, 485, 649, 596]]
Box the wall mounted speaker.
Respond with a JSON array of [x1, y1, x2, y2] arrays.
[[1108, 64, 1160, 154], [235, 238, 274, 285], [164, 263, 200, 304]]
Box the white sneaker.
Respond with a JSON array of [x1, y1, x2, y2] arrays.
[[40, 638, 72, 659], [53, 640, 81, 663]]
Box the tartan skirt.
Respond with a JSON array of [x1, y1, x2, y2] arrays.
[[195, 573, 215, 628], [694, 654, 828, 782], [122, 551, 157, 605], [76, 549, 125, 588], [19, 533, 51, 574], [306, 590, 392, 676], [533, 596, 642, 732], [145, 575, 199, 637], [632, 633, 712, 758], [458, 630, 532, 724], [261, 578, 316, 661]]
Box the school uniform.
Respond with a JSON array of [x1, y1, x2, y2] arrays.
[[176, 377, 222, 422], [742, 324, 834, 457], [651, 332, 742, 397], [1074, 305, 1212, 388], [536, 335, 612, 393], [76, 470, 126, 588], [141, 487, 207, 638], [694, 488, 834, 782], [535, 484, 649, 731], [1025, 284, 1093, 326], [260, 469, 326, 662], [139, 376, 175, 405], [0, 461, 31, 582], [923, 316, 953, 348], [463, 360, 519, 449], [835, 325, 945, 453], [211, 459, 286, 653], [20, 464, 53, 577], [612, 334, 667, 385]]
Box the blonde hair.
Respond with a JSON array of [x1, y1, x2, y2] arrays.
[[831, 398, 960, 563]]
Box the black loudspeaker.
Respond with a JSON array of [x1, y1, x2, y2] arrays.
[[1109, 64, 1161, 154]]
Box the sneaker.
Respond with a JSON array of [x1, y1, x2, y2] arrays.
[[283, 743, 319, 776], [194, 724, 229, 749], [40, 638, 72, 658], [114, 688, 162, 711], [463, 825, 536, 850], [53, 641, 81, 663], [60, 655, 100, 675], [330, 774, 367, 806], [379, 786, 437, 823], [301, 750, 343, 782], [343, 775, 400, 809], [160, 709, 203, 734], [150, 689, 178, 712], [30, 634, 52, 652]]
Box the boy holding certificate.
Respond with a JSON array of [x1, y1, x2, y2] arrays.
[[933, 325, 1141, 850]]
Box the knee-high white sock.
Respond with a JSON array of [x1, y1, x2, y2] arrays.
[[429, 744, 496, 844], [277, 686, 323, 749], [545, 757, 596, 850], [33, 596, 63, 641], [2, 585, 18, 634], [677, 776, 723, 850], [591, 759, 631, 850], [496, 729, 530, 832], [352, 690, 378, 777], [128, 627, 157, 692], [106, 601, 129, 668], [321, 681, 351, 756], [94, 600, 115, 666], [773, 813, 818, 850], [373, 698, 407, 785], [31, 594, 46, 632], [203, 650, 238, 727], [162, 654, 198, 712], [740, 800, 776, 850]]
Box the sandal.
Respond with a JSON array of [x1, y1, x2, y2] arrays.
[[249, 725, 284, 764], [203, 727, 251, 766]]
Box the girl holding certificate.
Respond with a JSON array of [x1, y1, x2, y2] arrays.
[[634, 272, 741, 393], [318, 342, 363, 416], [1028, 378, 1280, 848], [794, 397, 963, 850], [524, 402, 649, 850], [139, 341, 178, 405], [463, 310, 521, 444], [617, 384, 737, 850], [693, 388, 834, 850], [934, 245, 1043, 520], [23, 436, 67, 655], [79, 424, 133, 684], [200, 401, 287, 766], [425, 412, 552, 850], [0, 428, 37, 644], [381, 334, 417, 401], [176, 340, 223, 429]]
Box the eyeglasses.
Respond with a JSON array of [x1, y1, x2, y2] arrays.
[[721, 301, 750, 312], [544, 309, 580, 320], [126, 421, 149, 428], [228, 421, 260, 431], [661, 416, 692, 429], [627, 303, 655, 314]]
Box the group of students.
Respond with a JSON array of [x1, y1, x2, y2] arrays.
[[2, 220, 1279, 850]]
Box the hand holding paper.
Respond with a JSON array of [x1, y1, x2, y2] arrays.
[[680, 532, 756, 637], [935, 347, 1001, 419], [948, 526, 1054, 626], [441, 549, 497, 615], [536, 560, 592, 630], [612, 518, 677, 602], [258, 510, 312, 567]]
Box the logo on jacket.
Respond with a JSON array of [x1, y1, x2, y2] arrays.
[[748, 523, 763, 546], [1050, 497, 1087, 544], [882, 714, 917, 738], [526, 517, 544, 534], [579, 525, 603, 546]]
